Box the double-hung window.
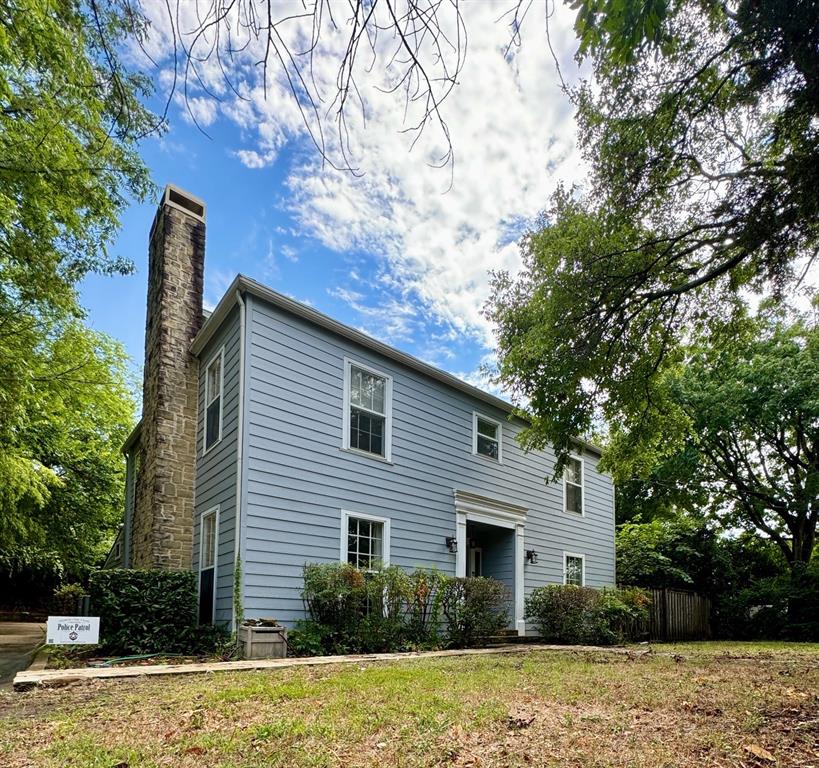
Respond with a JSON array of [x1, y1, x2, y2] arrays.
[[564, 553, 585, 586], [342, 511, 390, 570], [473, 412, 502, 462], [563, 455, 584, 515], [344, 359, 392, 460], [199, 508, 218, 623], [204, 349, 223, 452]]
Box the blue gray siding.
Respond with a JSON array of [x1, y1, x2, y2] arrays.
[[239, 295, 615, 630], [193, 305, 241, 625]]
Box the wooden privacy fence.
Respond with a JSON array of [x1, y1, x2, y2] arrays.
[[648, 588, 711, 641]]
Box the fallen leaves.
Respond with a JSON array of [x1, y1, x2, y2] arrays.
[[745, 743, 777, 763]]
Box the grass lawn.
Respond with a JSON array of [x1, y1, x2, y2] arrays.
[[1, 642, 817, 767]]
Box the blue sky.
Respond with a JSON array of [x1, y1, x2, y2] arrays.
[[80, 3, 587, 392]]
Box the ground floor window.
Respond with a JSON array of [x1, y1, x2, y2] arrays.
[[564, 553, 585, 586], [199, 508, 218, 624], [342, 511, 390, 569]]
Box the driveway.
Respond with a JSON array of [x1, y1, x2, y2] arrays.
[[0, 622, 45, 689]]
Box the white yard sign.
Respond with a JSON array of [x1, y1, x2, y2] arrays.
[[46, 616, 100, 645]]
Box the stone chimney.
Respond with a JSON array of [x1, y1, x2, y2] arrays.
[[131, 185, 206, 570]]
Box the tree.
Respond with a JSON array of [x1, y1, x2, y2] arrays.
[[1, 0, 154, 317], [0, 321, 135, 577], [487, 0, 819, 461], [0, 1, 153, 578], [609, 313, 819, 567], [615, 515, 726, 591]]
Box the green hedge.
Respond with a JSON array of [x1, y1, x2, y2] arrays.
[[525, 585, 650, 645], [440, 577, 509, 648], [289, 563, 507, 655], [89, 569, 220, 654]]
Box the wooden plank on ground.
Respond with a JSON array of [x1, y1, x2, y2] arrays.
[[13, 643, 640, 691]]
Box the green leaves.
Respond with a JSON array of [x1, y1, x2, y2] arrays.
[[0, 1, 151, 576], [572, 0, 672, 65], [0, 320, 136, 575]]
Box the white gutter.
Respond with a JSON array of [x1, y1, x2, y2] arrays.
[[232, 289, 246, 630]]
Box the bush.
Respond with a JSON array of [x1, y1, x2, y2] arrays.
[[301, 562, 367, 653], [300, 563, 415, 653], [287, 620, 328, 657], [525, 585, 650, 645], [440, 577, 509, 648], [89, 569, 201, 654], [404, 568, 446, 648], [299, 564, 508, 654], [52, 582, 85, 614], [597, 587, 651, 643], [716, 562, 819, 641], [525, 585, 602, 644]]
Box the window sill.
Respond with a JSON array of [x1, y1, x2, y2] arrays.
[[561, 509, 586, 518], [202, 436, 223, 458], [471, 450, 503, 465], [340, 447, 394, 465]]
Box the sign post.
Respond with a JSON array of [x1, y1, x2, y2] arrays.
[[46, 616, 100, 645]]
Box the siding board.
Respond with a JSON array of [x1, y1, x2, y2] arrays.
[[238, 298, 615, 630], [192, 305, 241, 626]]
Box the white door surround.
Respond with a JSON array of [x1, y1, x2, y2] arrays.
[[453, 489, 528, 635]]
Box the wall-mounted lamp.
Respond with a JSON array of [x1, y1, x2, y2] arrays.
[[446, 536, 458, 554], [525, 548, 538, 564]]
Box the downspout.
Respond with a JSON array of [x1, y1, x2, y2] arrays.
[[232, 289, 246, 630], [123, 451, 134, 568]]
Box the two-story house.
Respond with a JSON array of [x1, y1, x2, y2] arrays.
[[109, 185, 615, 635]]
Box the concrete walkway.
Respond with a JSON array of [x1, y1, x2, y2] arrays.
[[13, 643, 646, 691], [0, 622, 45, 690]]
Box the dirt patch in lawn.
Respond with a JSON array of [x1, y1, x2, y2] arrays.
[[0, 644, 817, 768]]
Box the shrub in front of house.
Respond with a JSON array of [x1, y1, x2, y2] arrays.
[[294, 563, 506, 655], [404, 568, 446, 647], [89, 569, 206, 654], [525, 584, 650, 645], [440, 576, 510, 648]]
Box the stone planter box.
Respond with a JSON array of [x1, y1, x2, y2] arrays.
[[237, 625, 288, 659]]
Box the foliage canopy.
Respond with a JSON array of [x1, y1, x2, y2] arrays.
[[488, 0, 819, 462], [0, 0, 154, 577]]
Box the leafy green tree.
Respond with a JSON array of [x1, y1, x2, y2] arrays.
[[488, 0, 819, 460], [616, 515, 726, 591], [0, 0, 152, 577], [609, 313, 819, 568], [0, 322, 135, 576], [1, 0, 154, 315]]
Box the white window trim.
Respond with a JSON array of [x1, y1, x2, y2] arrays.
[[198, 505, 220, 624], [340, 509, 391, 568], [563, 551, 586, 586], [341, 357, 393, 463], [203, 346, 225, 456], [562, 453, 585, 516], [472, 411, 503, 463]]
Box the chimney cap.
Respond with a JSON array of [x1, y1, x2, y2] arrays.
[[161, 184, 206, 222]]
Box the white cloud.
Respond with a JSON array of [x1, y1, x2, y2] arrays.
[[139, 1, 586, 352], [204, 269, 236, 311], [328, 285, 418, 345]]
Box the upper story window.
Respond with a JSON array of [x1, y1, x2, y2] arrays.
[[343, 359, 393, 461], [204, 349, 224, 452], [473, 412, 502, 462], [342, 511, 390, 570], [564, 553, 585, 586], [563, 455, 584, 515]]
